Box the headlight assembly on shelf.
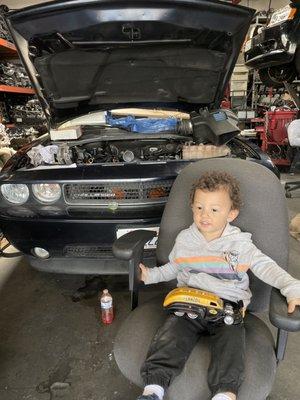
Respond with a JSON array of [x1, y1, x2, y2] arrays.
[[32, 183, 61, 203], [1, 183, 29, 204]]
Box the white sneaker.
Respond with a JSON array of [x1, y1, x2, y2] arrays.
[[212, 394, 233, 400]]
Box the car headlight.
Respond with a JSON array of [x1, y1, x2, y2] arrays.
[[32, 183, 61, 203], [32, 247, 50, 259], [1, 184, 29, 204]]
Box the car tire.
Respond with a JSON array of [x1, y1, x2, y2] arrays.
[[259, 65, 297, 88]]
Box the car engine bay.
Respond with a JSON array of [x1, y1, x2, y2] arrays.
[[6, 109, 261, 170]]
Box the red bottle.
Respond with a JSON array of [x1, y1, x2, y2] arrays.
[[100, 289, 114, 324]]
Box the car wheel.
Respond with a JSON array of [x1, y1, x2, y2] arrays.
[[259, 65, 297, 88]]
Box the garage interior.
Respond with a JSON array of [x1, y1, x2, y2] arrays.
[[1, 0, 300, 399]]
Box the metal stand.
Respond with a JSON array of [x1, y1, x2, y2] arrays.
[[276, 329, 288, 362]]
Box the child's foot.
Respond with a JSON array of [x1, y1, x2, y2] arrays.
[[212, 393, 236, 400], [137, 384, 164, 400]]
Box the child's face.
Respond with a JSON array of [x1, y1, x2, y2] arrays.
[[192, 188, 239, 241]]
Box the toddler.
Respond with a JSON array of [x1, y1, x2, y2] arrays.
[[137, 171, 300, 400]]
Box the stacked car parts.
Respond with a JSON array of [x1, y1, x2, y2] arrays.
[[0, 14, 12, 42], [0, 62, 31, 87]]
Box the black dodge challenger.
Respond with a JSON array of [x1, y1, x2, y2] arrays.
[[0, 0, 277, 275]]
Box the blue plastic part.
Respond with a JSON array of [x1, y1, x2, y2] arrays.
[[106, 113, 178, 133]]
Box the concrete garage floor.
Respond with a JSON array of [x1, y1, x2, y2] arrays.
[[1, 175, 300, 400]]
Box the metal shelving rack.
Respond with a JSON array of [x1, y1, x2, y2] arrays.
[[0, 39, 35, 96], [0, 37, 36, 132]]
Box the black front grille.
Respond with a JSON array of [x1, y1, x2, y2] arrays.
[[64, 245, 114, 259], [63, 245, 156, 259], [63, 180, 174, 205]]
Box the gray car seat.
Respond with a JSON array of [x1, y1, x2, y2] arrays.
[[113, 158, 300, 400]]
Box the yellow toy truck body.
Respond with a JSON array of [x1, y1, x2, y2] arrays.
[[163, 287, 243, 324]]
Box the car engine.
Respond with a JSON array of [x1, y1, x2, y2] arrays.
[[71, 139, 183, 164]]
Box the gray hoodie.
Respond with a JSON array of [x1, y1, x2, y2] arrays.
[[145, 223, 300, 307]]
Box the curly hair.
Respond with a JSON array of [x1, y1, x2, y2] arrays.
[[190, 171, 242, 210]]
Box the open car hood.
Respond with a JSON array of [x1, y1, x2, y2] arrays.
[[4, 0, 254, 127]]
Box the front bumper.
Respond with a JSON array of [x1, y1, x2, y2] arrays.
[[0, 217, 158, 273], [0, 160, 186, 274], [245, 22, 297, 69], [27, 254, 157, 274], [245, 50, 294, 69]]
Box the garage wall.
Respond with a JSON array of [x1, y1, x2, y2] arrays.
[[3, 0, 42, 7], [2, 0, 292, 10], [240, 0, 290, 11]]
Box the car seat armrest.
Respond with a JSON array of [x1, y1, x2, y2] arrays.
[[269, 288, 300, 332], [112, 230, 156, 261], [112, 230, 156, 310]]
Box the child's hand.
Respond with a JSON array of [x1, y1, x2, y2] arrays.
[[139, 263, 149, 283], [287, 298, 300, 313]]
